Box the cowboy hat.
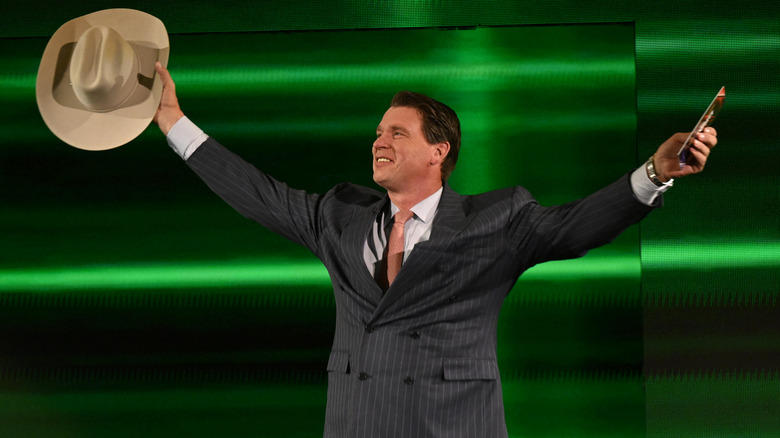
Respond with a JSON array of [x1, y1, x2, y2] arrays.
[[36, 9, 169, 150]]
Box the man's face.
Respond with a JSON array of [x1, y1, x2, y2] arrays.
[[373, 106, 442, 193]]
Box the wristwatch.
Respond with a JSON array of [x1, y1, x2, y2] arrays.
[[646, 155, 672, 187]]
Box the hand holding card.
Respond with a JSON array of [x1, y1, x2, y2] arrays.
[[678, 87, 725, 169]]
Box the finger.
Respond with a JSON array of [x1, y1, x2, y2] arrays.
[[703, 127, 718, 137], [691, 139, 711, 158], [696, 131, 717, 149], [155, 62, 174, 89], [701, 127, 718, 145], [689, 137, 712, 164], [688, 147, 707, 169]]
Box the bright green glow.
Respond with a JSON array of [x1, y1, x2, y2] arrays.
[[0, 259, 329, 292], [194, 94, 635, 139], [0, 60, 633, 99], [175, 60, 633, 91], [0, 255, 637, 292], [642, 241, 780, 269], [523, 255, 639, 280], [2, 242, 777, 292]]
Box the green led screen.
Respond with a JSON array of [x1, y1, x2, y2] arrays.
[[1, 1, 778, 438]]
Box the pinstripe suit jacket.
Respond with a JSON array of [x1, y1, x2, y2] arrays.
[[186, 137, 656, 437]]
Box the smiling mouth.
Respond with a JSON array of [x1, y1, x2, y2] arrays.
[[376, 157, 392, 163]]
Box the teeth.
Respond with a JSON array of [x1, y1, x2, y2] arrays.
[[377, 158, 391, 162]]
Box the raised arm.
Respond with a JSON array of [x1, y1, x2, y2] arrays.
[[150, 63, 325, 254]]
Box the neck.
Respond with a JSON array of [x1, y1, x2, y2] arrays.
[[387, 182, 443, 211]]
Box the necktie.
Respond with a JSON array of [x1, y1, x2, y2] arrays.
[[382, 209, 414, 289]]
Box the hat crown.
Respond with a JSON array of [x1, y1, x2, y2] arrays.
[[69, 25, 139, 112]]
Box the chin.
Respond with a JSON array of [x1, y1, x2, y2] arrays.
[[372, 174, 392, 191], [373, 177, 388, 190]]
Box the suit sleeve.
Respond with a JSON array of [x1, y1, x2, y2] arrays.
[[507, 173, 657, 266], [184, 137, 325, 254]]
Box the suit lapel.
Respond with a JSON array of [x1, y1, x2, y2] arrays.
[[370, 185, 468, 320], [339, 196, 388, 306]]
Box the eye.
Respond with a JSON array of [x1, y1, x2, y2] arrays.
[[393, 131, 403, 137]]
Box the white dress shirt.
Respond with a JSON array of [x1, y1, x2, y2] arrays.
[[363, 188, 442, 278]]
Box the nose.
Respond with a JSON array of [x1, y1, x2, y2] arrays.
[[373, 133, 389, 150]]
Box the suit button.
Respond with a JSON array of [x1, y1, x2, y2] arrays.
[[358, 372, 370, 381], [364, 325, 374, 333], [403, 376, 414, 385], [448, 295, 458, 303], [409, 330, 421, 339]]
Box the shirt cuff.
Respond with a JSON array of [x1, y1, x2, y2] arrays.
[[166, 116, 209, 160], [630, 165, 672, 206]]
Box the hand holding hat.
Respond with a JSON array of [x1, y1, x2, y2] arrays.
[[36, 9, 169, 150], [153, 62, 184, 136]]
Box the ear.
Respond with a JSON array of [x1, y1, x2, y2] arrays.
[[430, 141, 450, 166]]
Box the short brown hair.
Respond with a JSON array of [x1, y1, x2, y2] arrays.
[[390, 91, 461, 182]]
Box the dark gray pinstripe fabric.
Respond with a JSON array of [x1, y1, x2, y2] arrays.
[[186, 138, 656, 437]]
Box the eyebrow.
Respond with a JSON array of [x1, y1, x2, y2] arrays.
[[376, 125, 411, 135]]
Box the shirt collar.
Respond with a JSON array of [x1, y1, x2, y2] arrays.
[[389, 186, 443, 224]]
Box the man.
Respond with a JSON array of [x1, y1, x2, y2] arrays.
[[153, 62, 716, 437]]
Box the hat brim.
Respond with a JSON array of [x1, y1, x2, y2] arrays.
[[36, 9, 169, 151]]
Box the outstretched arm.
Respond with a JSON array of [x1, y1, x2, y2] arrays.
[[150, 63, 324, 253]]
